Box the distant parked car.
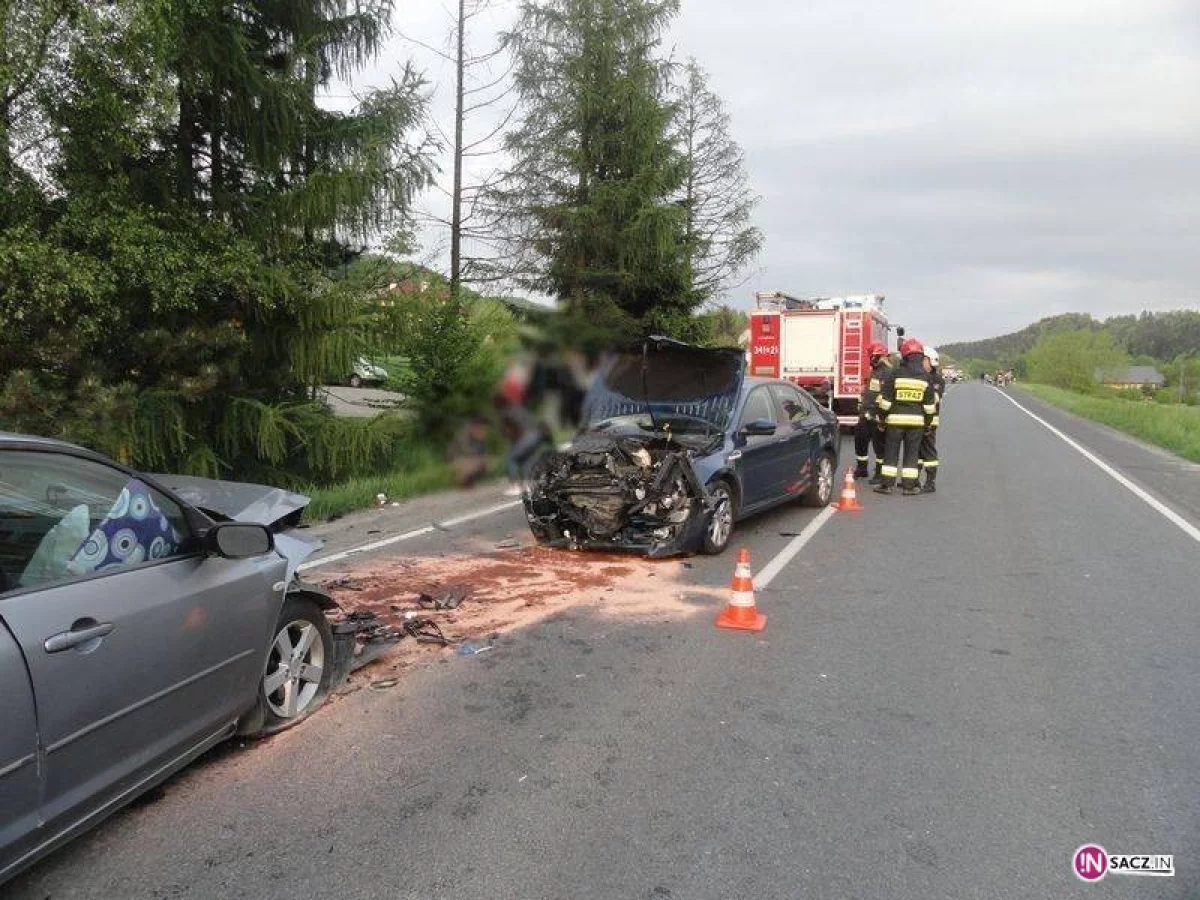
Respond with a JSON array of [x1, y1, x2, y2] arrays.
[[347, 357, 388, 388], [0, 433, 338, 884], [523, 337, 840, 556]]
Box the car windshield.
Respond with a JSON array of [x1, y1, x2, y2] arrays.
[[582, 341, 745, 436]]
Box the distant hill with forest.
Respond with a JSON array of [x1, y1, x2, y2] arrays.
[[942, 310, 1200, 365]]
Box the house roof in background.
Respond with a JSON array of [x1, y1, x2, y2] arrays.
[[1095, 366, 1166, 385]]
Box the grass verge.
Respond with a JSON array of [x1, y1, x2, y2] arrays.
[[301, 444, 457, 522], [300, 447, 512, 522], [1018, 384, 1200, 463]]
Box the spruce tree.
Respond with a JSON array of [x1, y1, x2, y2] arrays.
[[488, 0, 694, 340]]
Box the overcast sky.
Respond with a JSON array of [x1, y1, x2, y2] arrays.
[[333, 0, 1200, 344]]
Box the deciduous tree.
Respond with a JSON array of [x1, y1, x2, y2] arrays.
[[672, 58, 761, 305]]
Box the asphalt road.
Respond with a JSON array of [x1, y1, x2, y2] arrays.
[[9, 383, 1200, 899], [318, 385, 406, 418]]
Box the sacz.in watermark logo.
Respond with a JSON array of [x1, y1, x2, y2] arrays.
[[1074, 844, 1175, 881]]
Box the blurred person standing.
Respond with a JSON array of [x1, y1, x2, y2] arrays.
[[447, 417, 492, 489], [495, 358, 552, 496]]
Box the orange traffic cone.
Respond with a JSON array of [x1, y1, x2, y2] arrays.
[[716, 548, 766, 632], [835, 468, 863, 511]]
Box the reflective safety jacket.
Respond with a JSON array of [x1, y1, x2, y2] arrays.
[[877, 356, 937, 428], [857, 357, 892, 420], [929, 368, 946, 427]]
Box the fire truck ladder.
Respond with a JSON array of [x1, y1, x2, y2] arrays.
[[841, 321, 863, 389], [753, 291, 817, 311]]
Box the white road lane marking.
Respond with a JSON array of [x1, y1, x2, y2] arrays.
[[439, 500, 525, 529], [297, 500, 524, 572], [755, 505, 838, 589], [995, 389, 1200, 546]]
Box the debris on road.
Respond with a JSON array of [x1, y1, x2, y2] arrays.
[[402, 616, 456, 646], [416, 589, 469, 610], [456, 640, 495, 656], [370, 678, 399, 691], [328, 610, 406, 682], [325, 575, 366, 591], [495, 538, 520, 550], [322, 546, 695, 682]]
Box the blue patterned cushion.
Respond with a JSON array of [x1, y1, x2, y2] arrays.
[[67, 478, 182, 576]]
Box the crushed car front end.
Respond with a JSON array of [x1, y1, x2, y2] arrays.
[[524, 432, 716, 556], [523, 337, 743, 557]]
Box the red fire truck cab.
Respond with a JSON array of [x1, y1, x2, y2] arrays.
[[748, 292, 899, 428]]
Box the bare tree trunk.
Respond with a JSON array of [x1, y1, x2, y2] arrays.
[[177, 86, 195, 203], [0, 100, 10, 192], [211, 89, 224, 219], [449, 0, 466, 302], [303, 52, 317, 245]]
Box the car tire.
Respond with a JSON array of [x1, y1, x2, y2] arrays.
[[349, 374, 362, 388], [701, 480, 737, 555], [802, 452, 836, 507], [251, 597, 335, 736]]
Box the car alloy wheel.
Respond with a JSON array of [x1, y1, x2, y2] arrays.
[[816, 455, 834, 504], [803, 453, 836, 507], [264, 618, 326, 721], [704, 482, 734, 554]]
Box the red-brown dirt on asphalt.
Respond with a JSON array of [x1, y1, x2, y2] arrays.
[[314, 540, 723, 685]]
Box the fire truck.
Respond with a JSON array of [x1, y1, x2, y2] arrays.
[[748, 292, 902, 427]]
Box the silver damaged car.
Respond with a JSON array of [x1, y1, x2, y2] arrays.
[[0, 432, 340, 884]]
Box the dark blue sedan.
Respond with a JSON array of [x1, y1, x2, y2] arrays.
[[523, 337, 840, 556]]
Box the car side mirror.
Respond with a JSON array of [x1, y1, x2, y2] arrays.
[[741, 418, 777, 437], [205, 522, 274, 559]]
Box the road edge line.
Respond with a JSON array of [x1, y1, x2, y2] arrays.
[[994, 388, 1200, 546], [298, 500, 524, 572], [439, 499, 524, 529], [756, 505, 838, 589]]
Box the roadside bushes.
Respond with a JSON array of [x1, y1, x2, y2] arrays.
[[0, 368, 422, 486], [1024, 330, 1126, 392], [1153, 389, 1199, 407], [393, 296, 517, 442]]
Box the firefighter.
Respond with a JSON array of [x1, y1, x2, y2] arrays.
[[873, 337, 937, 496], [918, 347, 946, 493], [853, 341, 891, 479]]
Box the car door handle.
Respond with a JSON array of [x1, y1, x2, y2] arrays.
[[44, 621, 115, 653]]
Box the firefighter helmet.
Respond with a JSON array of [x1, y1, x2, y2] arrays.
[[924, 347, 940, 367], [868, 341, 889, 359], [899, 337, 925, 358]]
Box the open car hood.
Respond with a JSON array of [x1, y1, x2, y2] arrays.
[[582, 337, 745, 436], [152, 474, 319, 580]]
